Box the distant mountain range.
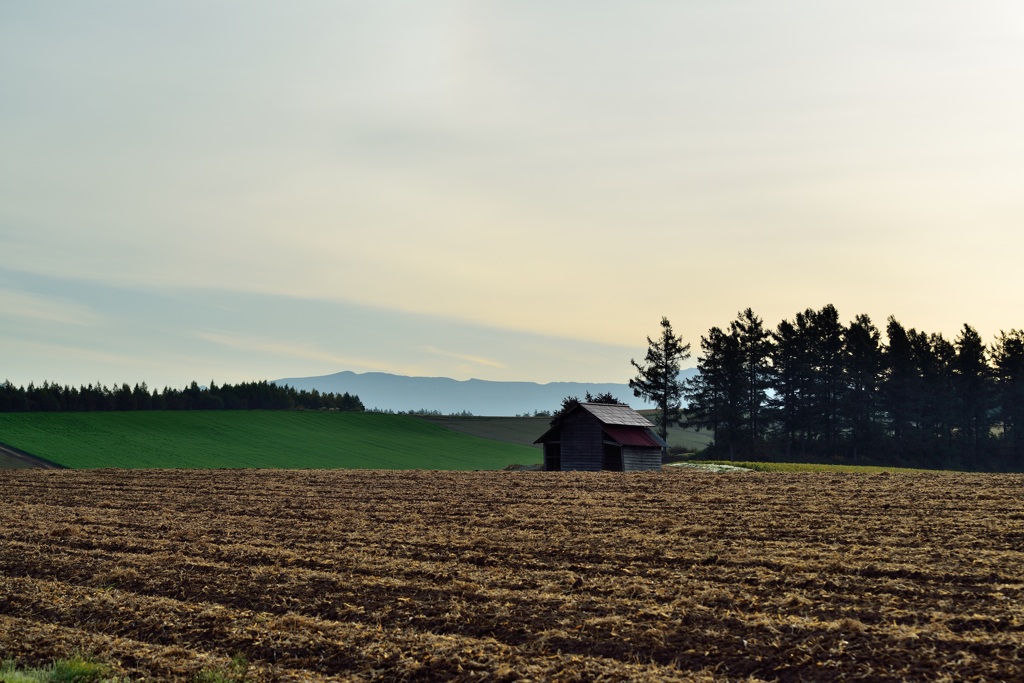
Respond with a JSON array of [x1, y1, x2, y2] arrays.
[[273, 370, 699, 417]]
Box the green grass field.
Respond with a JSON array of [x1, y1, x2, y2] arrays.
[[0, 412, 542, 470], [420, 415, 551, 446]]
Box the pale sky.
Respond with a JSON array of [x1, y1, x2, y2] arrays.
[[3, 2, 1024, 389]]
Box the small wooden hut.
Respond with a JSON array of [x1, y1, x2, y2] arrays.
[[534, 403, 667, 472]]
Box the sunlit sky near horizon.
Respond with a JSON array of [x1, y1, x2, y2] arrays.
[[3, 2, 1024, 389]]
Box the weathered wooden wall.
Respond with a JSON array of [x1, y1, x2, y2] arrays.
[[623, 446, 662, 472]]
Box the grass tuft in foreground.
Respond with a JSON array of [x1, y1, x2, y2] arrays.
[[0, 656, 118, 683], [192, 655, 250, 683], [0, 656, 252, 683]]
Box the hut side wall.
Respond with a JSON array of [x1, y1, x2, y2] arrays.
[[622, 446, 662, 472], [561, 412, 604, 471]]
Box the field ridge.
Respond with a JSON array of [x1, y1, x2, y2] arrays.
[[0, 442, 64, 469]]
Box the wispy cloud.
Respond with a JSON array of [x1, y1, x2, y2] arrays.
[[195, 331, 390, 373], [0, 336, 149, 370], [0, 289, 102, 326], [423, 345, 506, 369]]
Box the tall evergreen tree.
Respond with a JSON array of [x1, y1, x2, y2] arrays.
[[771, 305, 846, 459], [843, 314, 883, 463], [730, 308, 773, 456], [992, 329, 1024, 469], [881, 317, 921, 459], [770, 316, 812, 459], [685, 326, 743, 458], [807, 305, 846, 458], [911, 331, 956, 466], [630, 317, 691, 443], [952, 324, 993, 467]]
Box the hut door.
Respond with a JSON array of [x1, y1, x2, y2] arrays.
[[602, 443, 623, 471], [544, 443, 562, 471]]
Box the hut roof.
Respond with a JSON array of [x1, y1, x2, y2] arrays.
[[534, 402, 664, 446], [576, 403, 655, 427], [602, 424, 668, 449]]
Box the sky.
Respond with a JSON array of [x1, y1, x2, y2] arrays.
[[3, 2, 1024, 389]]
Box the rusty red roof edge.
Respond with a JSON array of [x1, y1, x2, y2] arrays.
[[602, 424, 667, 449]]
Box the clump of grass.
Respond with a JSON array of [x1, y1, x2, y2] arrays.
[[193, 655, 250, 683], [0, 656, 118, 683], [0, 658, 38, 683], [0, 654, 253, 683], [48, 657, 109, 683]]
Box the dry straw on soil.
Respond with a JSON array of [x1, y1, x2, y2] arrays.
[[1, 469, 1022, 681]]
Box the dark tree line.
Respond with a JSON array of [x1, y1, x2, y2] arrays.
[[0, 380, 364, 413], [684, 305, 1024, 471]]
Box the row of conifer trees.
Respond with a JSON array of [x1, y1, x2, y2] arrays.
[[683, 305, 1024, 471], [0, 379, 364, 413]]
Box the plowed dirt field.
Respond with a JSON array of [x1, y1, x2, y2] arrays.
[[1, 469, 1022, 681]]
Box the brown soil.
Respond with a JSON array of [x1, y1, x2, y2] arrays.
[[0, 469, 1022, 681]]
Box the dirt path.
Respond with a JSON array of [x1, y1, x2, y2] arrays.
[[0, 443, 64, 469]]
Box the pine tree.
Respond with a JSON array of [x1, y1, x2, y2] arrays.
[[911, 331, 956, 466], [952, 324, 993, 467], [843, 314, 882, 463], [630, 317, 691, 443], [770, 317, 811, 459], [992, 329, 1024, 469], [685, 325, 743, 458], [770, 305, 845, 459], [882, 317, 921, 459], [730, 308, 772, 456], [807, 305, 846, 458]]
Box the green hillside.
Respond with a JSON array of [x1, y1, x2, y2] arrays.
[[422, 415, 552, 446], [0, 411, 542, 470]]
